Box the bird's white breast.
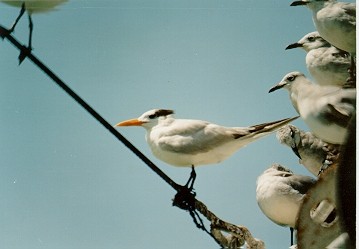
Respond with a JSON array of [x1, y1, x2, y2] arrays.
[[256, 175, 302, 228]]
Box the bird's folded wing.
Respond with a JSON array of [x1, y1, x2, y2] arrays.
[[234, 117, 299, 140], [342, 3, 356, 18], [156, 122, 241, 154], [287, 175, 316, 195], [319, 91, 356, 127]]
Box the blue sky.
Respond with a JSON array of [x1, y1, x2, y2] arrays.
[[0, 1, 352, 248]]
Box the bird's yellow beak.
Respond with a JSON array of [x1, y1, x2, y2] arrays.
[[115, 119, 144, 127]]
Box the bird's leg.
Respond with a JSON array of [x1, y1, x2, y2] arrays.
[[9, 2, 26, 33], [172, 166, 196, 211], [0, 2, 26, 40], [290, 227, 294, 246], [27, 13, 33, 50], [318, 159, 332, 176], [18, 13, 33, 64], [344, 55, 356, 88], [184, 165, 197, 191]]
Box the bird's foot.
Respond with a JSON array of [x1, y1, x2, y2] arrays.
[[343, 57, 356, 88], [318, 160, 332, 176], [173, 186, 206, 231], [0, 26, 12, 40], [172, 184, 196, 211], [344, 76, 356, 88], [18, 45, 32, 64], [173, 167, 197, 210]]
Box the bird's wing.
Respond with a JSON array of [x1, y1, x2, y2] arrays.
[[319, 90, 356, 127], [233, 116, 299, 140], [286, 175, 316, 195], [156, 120, 237, 154], [341, 2, 356, 18]]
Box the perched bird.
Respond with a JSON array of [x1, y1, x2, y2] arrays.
[[276, 124, 340, 176], [269, 72, 356, 144], [1, 0, 67, 62], [256, 164, 316, 245], [290, 0, 356, 53], [286, 31, 351, 87], [115, 109, 298, 189]]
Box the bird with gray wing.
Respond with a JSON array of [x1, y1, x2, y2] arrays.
[[115, 109, 298, 190], [256, 164, 316, 245], [276, 124, 340, 176], [269, 72, 356, 145], [286, 31, 351, 87], [290, 0, 356, 53]]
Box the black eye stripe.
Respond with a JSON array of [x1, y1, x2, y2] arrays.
[[155, 109, 174, 117], [149, 109, 174, 119]]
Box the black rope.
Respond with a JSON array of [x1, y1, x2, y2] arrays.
[[0, 25, 181, 193]]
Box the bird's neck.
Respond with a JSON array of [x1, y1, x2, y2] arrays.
[[307, 1, 329, 12], [289, 81, 315, 113]]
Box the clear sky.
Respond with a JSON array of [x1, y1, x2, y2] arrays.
[[0, 1, 353, 248]]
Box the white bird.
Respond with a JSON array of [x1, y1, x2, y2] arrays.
[[286, 31, 351, 87], [269, 72, 356, 145], [115, 109, 298, 189], [256, 164, 316, 245], [276, 124, 340, 176], [1, 0, 67, 62], [290, 0, 356, 53]]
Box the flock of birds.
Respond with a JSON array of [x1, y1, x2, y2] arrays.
[[1, 0, 356, 248], [115, 0, 356, 247]]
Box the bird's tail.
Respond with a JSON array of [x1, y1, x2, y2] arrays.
[[234, 116, 299, 140]]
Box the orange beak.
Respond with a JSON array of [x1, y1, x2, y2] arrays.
[[115, 119, 144, 127]]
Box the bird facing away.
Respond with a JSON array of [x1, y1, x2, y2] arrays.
[[290, 0, 356, 53], [286, 31, 351, 87], [115, 109, 298, 188], [269, 72, 356, 145], [276, 124, 340, 176], [1, 0, 68, 62], [256, 164, 316, 245]]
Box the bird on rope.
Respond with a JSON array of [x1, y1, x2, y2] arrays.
[[115, 109, 298, 192]]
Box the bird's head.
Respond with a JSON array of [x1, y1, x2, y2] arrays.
[[290, 0, 309, 6], [290, 0, 331, 9], [267, 164, 294, 177], [268, 71, 305, 93], [115, 109, 175, 129], [276, 125, 302, 159], [286, 31, 329, 52]]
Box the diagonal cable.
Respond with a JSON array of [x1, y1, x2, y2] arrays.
[[0, 25, 181, 192], [0, 26, 266, 248]]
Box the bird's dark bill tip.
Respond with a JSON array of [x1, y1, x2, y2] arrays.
[[268, 84, 283, 93], [290, 1, 307, 6], [286, 43, 302, 50]]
